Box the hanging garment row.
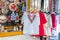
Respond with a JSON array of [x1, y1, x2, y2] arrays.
[[21, 10, 58, 40], [21, 10, 56, 36]]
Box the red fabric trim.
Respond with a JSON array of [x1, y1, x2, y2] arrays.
[[51, 14, 56, 28]]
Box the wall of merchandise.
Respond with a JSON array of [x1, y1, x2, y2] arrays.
[[0, 0, 26, 32]]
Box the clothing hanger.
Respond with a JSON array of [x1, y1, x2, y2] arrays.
[[40, 10, 44, 12], [53, 11, 57, 15], [47, 12, 50, 15], [44, 11, 50, 15], [56, 13, 60, 15], [51, 11, 56, 16]]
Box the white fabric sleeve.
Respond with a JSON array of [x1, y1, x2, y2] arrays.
[[43, 13, 48, 27], [49, 14, 52, 28], [37, 12, 40, 25], [21, 12, 25, 24]]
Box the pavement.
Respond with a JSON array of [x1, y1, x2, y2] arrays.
[[0, 35, 40, 40]]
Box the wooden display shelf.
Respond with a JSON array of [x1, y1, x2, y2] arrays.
[[4, 26, 14, 29], [4, 25, 18, 29], [0, 31, 23, 37]]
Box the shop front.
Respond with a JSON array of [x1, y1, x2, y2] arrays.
[[0, 0, 26, 37]]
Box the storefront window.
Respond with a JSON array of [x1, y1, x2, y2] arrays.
[[0, 0, 26, 32]]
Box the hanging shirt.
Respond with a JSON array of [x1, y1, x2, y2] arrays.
[[11, 11, 16, 21], [15, 13, 19, 22], [0, 2, 2, 8], [38, 11, 47, 36], [44, 13, 52, 36], [7, 16, 11, 22], [21, 12, 40, 35], [22, 6, 26, 12], [51, 13, 57, 36], [7, 11, 11, 22], [51, 14, 56, 28], [56, 15, 60, 35], [0, 15, 7, 23], [2, 6, 8, 14]]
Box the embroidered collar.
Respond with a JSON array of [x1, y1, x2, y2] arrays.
[[28, 13, 36, 23]]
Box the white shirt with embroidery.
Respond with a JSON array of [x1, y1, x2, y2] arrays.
[[56, 15, 60, 35], [44, 13, 52, 36], [21, 12, 40, 35]]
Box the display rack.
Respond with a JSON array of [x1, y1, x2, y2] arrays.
[[0, 0, 25, 37]]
